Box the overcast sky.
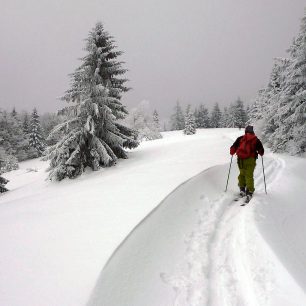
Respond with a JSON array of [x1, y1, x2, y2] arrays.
[[0, 0, 305, 117]]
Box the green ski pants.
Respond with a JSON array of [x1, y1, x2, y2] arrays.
[[237, 158, 256, 193]]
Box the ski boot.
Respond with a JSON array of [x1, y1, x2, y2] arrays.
[[245, 190, 253, 204], [239, 186, 246, 198]]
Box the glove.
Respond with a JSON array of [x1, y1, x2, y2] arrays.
[[230, 147, 236, 155]]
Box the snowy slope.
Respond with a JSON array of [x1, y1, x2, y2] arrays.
[[87, 155, 306, 306], [255, 156, 306, 294], [1, 128, 306, 306], [0, 129, 237, 306]]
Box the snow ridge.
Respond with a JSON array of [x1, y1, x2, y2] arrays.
[[162, 156, 286, 306]]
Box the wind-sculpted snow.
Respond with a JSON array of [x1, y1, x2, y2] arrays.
[[255, 156, 306, 294], [87, 164, 232, 306], [87, 155, 306, 306]]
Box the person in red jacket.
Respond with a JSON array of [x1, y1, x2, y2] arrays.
[[230, 125, 264, 201]]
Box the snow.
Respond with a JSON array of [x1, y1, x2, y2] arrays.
[[0, 128, 306, 306]]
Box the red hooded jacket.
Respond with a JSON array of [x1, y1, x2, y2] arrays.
[[230, 133, 264, 159]]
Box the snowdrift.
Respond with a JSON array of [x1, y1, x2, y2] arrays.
[[88, 156, 306, 306], [87, 164, 233, 306], [255, 156, 306, 293]]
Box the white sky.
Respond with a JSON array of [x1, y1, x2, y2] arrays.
[[0, 0, 305, 116]]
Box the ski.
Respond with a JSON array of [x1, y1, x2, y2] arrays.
[[241, 195, 252, 206], [234, 193, 246, 202], [234, 197, 244, 202]]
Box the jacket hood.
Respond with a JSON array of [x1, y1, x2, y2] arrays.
[[244, 133, 257, 141]]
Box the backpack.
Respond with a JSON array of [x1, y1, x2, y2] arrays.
[[236, 134, 257, 159]]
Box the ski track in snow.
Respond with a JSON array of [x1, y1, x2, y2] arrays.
[[162, 156, 285, 306]]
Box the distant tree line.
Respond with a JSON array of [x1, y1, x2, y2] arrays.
[[0, 107, 65, 173], [0, 95, 248, 182], [124, 100, 162, 141], [168, 98, 249, 133]]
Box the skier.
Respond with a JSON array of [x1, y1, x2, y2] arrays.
[[230, 125, 264, 202]]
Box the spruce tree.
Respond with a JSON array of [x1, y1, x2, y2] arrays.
[[0, 151, 9, 193], [170, 101, 185, 130], [8, 109, 23, 156], [0, 109, 26, 161], [0, 110, 12, 156], [220, 106, 230, 127], [261, 58, 289, 145], [11, 107, 17, 118], [0, 175, 9, 193], [269, 14, 306, 154], [249, 10, 306, 155], [153, 110, 160, 131], [210, 103, 222, 128], [0, 120, 19, 172], [46, 22, 139, 180], [22, 113, 30, 135], [184, 105, 196, 135], [232, 98, 247, 128], [29, 108, 45, 156], [245, 105, 250, 124], [194, 107, 199, 128], [195, 104, 210, 128], [248, 88, 268, 124]]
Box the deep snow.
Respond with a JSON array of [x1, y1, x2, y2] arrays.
[[0, 129, 306, 306], [87, 156, 306, 306]]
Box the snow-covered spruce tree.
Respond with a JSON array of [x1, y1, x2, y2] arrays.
[[194, 107, 199, 127], [195, 104, 210, 128], [0, 134, 18, 173], [245, 105, 250, 124], [0, 175, 9, 193], [210, 103, 222, 128], [266, 12, 306, 155], [260, 58, 290, 145], [0, 110, 13, 156], [46, 23, 139, 180], [153, 109, 161, 131], [29, 108, 46, 156], [170, 101, 185, 130], [232, 98, 247, 128], [19, 111, 35, 160], [0, 108, 27, 162], [22, 112, 30, 135], [220, 106, 230, 127], [184, 105, 196, 135], [0, 111, 19, 170], [249, 11, 306, 155], [248, 59, 291, 134], [248, 88, 267, 124], [226, 98, 247, 128], [220, 99, 247, 128], [0, 148, 10, 193]]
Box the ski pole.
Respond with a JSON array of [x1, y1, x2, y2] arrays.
[[261, 156, 267, 194], [225, 155, 233, 192]]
